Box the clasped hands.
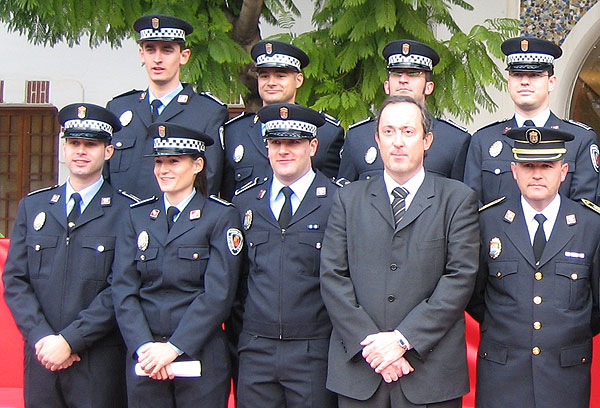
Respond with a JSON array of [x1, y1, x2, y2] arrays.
[[137, 342, 179, 380], [35, 334, 79, 371], [361, 331, 414, 383]]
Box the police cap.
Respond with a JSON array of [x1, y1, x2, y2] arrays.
[[507, 126, 573, 162], [58, 103, 121, 142], [251, 40, 309, 72], [501, 36, 562, 72], [147, 122, 213, 156], [382, 40, 440, 71], [133, 14, 193, 44], [258, 103, 325, 140]]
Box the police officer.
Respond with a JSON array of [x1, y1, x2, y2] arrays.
[[3, 103, 132, 408], [112, 122, 243, 408], [107, 14, 228, 198], [337, 39, 470, 182], [464, 36, 599, 205], [232, 104, 339, 408], [221, 40, 344, 200], [468, 126, 600, 408]]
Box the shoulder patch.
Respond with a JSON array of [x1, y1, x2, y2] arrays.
[[479, 196, 506, 212], [209, 195, 234, 206], [118, 189, 141, 203], [438, 118, 468, 133], [476, 119, 510, 133], [581, 198, 600, 215], [348, 117, 373, 129], [235, 177, 268, 196], [565, 119, 593, 131], [27, 184, 59, 196], [200, 92, 226, 106], [322, 112, 341, 127], [111, 89, 142, 100], [224, 111, 253, 126], [130, 196, 159, 208]]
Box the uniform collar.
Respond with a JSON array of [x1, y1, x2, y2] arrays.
[[148, 82, 184, 108], [163, 188, 196, 221], [65, 176, 104, 213], [514, 108, 551, 127], [383, 167, 425, 210]]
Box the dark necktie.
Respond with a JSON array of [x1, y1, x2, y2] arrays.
[[278, 187, 293, 229], [67, 193, 82, 229], [533, 213, 547, 263], [523, 119, 535, 127], [167, 206, 179, 232], [151, 99, 162, 122], [391, 187, 409, 226]]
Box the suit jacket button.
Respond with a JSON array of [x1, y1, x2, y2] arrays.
[[532, 347, 540, 355], [390, 264, 397, 271], [533, 296, 542, 305], [140, 254, 146, 261], [483, 352, 488, 358], [534, 272, 543, 280], [533, 321, 541, 330], [97, 245, 105, 252], [193, 253, 199, 259], [387, 295, 395, 302], [582, 357, 588, 363], [116, 141, 123, 147], [35, 244, 41, 251], [571, 273, 578, 280]]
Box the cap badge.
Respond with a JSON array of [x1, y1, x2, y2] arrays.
[[265, 42, 273, 55], [77, 106, 87, 119], [566, 214, 577, 225], [521, 39, 529, 52], [489, 237, 502, 259], [137, 231, 149, 251], [316, 187, 327, 197], [50, 194, 60, 203], [177, 94, 189, 103], [234, 144, 244, 163], [158, 125, 166, 138], [280, 106, 289, 119], [119, 110, 133, 127], [227, 228, 244, 256], [190, 209, 201, 220], [150, 209, 160, 219], [503, 210, 515, 223], [489, 140, 503, 158], [590, 144, 599, 173], [152, 17, 160, 30], [33, 212, 46, 231], [527, 129, 540, 144], [402, 43, 410, 55], [365, 146, 377, 164], [243, 209, 253, 230], [101, 197, 111, 206]]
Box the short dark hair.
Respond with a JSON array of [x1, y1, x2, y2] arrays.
[[375, 95, 432, 135]]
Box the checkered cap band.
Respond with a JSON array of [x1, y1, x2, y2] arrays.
[[256, 54, 301, 70], [265, 120, 317, 137], [64, 119, 113, 135], [139, 28, 186, 41], [153, 137, 205, 152], [507, 53, 554, 65], [388, 54, 433, 70]]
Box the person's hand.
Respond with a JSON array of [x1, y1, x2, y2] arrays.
[[35, 335, 75, 371], [361, 331, 406, 373], [379, 357, 414, 383], [138, 343, 178, 380]]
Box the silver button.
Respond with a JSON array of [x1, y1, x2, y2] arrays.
[[97, 245, 105, 252], [316, 242, 322, 249], [494, 168, 501, 175], [193, 253, 199, 260], [35, 244, 41, 251], [116, 141, 123, 147], [140, 254, 146, 261]]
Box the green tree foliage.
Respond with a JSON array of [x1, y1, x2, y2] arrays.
[[0, 0, 517, 125]]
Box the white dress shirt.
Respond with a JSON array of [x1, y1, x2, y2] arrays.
[[65, 176, 104, 216], [521, 194, 560, 244], [148, 82, 184, 116], [269, 169, 316, 220], [514, 108, 551, 128]]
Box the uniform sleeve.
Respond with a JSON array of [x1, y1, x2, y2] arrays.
[[337, 132, 358, 181], [450, 131, 471, 182], [464, 132, 484, 203], [2, 200, 54, 347], [320, 189, 381, 360], [466, 235, 490, 323], [203, 103, 229, 196], [569, 129, 599, 203], [319, 124, 344, 179], [168, 206, 242, 357], [220, 125, 236, 201]]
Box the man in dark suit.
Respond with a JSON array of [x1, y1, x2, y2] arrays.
[[107, 14, 228, 198], [468, 126, 600, 408], [337, 40, 470, 182], [464, 36, 599, 205], [320, 95, 479, 407], [3, 104, 132, 408], [221, 40, 344, 200], [232, 104, 339, 408]]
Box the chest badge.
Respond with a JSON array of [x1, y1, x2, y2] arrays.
[[316, 187, 327, 197], [137, 231, 149, 251], [119, 110, 133, 127], [489, 237, 502, 259], [257, 189, 267, 199], [489, 140, 503, 158], [243, 210, 253, 230], [227, 228, 244, 256], [101, 197, 111, 206], [33, 212, 46, 231], [150, 209, 160, 219], [503, 210, 515, 223], [177, 94, 189, 104], [365, 146, 377, 164], [190, 209, 202, 220], [50, 194, 60, 203], [234, 144, 244, 163], [566, 214, 577, 225]]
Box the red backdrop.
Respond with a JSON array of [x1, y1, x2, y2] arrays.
[[0, 238, 598, 407]]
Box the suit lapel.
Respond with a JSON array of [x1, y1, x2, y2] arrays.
[[254, 180, 280, 228], [538, 200, 576, 267], [48, 185, 68, 231], [135, 91, 152, 128], [395, 174, 434, 232], [247, 120, 269, 160], [148, 202, 167, 247], [158, 85, 192, 122], [165, 193, 206, 246], [369, 178, 395, 230], [287, 176, 323, 228], [503, 203, 537, 268], [72, 182, 111, 230]]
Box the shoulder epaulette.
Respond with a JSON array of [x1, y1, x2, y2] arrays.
[[581, 198, 600, 215], [130, 196, 158, 208], [479, 196, 506, 212], [439, 118, 468, 133], [200, 92, 226, 106], [118, 189, 141, 203], [224, 111, 253, 126], [565, 119, 593, 131], [475, 119, 510, 133], [209, 195, 234, 206], [322, 112, 341, 127], [333, 177, 350, 187], [348, 117, 373, 129], [111, 89, 141, 100], [235, 177, 268, 196], [27, 184, 59, 196]]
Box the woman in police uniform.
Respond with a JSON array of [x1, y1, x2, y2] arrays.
[[112, 122, 243, 408]]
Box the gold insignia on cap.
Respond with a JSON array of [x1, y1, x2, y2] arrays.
[[521, 39, 529, 52], [489, 237, 502, 259], [243, 209, 253, 230], [33, 212, 46, 231], [265, 42, 273, 55], [504, 210, 515, 223], [190, 209, 201, 220], [566, 214, 577, 225], [280, 106, 289, 119], [177, 94, 189, 103], [152, 17, 160, 29], [402, 43, 410, 55], [527, 128, 540, 144], [77, 106, 86, 119], [158, 125, 166, 138]]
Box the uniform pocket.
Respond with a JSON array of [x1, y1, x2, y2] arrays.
[[25, 235, 58, 279], [298, 231, 324, 276], [478, 338, 508, 365], [135, 247, 160, 280], [246, 230, 269, 274], [177, 246, 209, 285], [234, 166, 253, 183], [110, 137, 136, 172], [79, 236, 116, 281], [555, 262, 590, 310], [560, 340, 592, 367], [487, 261, 519, 305]]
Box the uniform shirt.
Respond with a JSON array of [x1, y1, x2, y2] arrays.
[[148, 83, 184, 116], [163, 189, 196, 222], [269, 169, 316, 219], [521, 194, 560, 244], [514, 109, 550, 128], [65, 175, 103, 215]]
